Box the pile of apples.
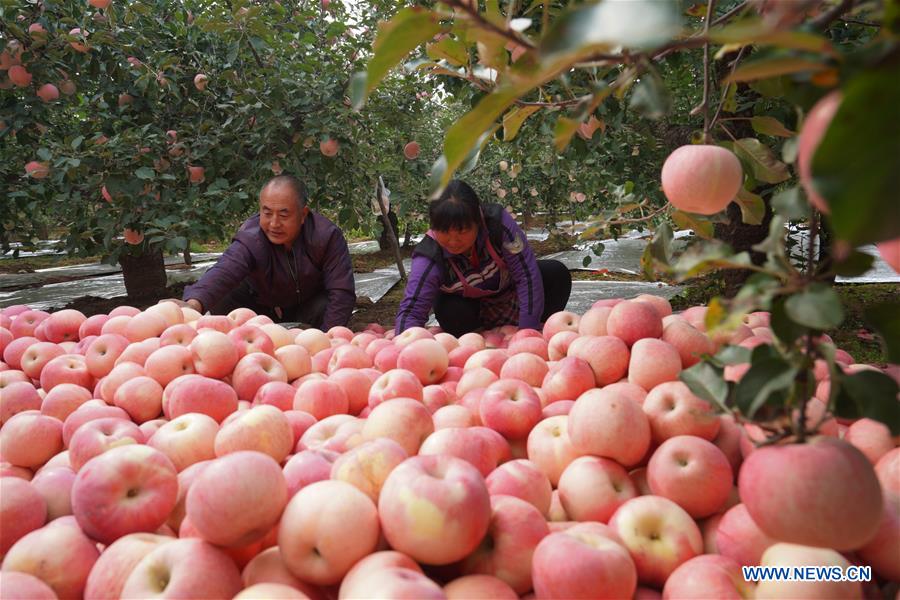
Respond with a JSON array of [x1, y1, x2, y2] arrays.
[[0, 295, 897, 599]]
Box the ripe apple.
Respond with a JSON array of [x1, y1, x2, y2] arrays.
[[83, 533, 175, 600], [330, 437, 408, 502], [214, 404, 293, 463], [479, 378, 542, 439], [0, 477, 47, 555], [71, 444, 177, 544], [526, 415, 579, 487], [738, 436, 883, 550], [643, 381, 720, 443], [568, 387, 651, 467], [379, 454, 491, 565], [647, 435, 733, 518], [0, 411, 64, 469], [461, 494, 550, 593], [661, 145, 743, 215], [190, 329, 238, 379], [558, 456, 637, 523], [68, 417, 144, 471], [0, 516, 101, 599], [186, 451, 288, 547], [0, 572, 58, 599], [162, 373, 239, 422], [279, 480, 379, 585], [485, 458, 552, 517], [120, 538, 243, 598], [608, 495, 703, 587], [533, 522, 637, 599]]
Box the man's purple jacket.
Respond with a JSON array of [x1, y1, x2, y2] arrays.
[[183, 212, 355, 329]]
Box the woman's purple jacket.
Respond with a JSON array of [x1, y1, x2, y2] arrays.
[[183, 212, 355, 328], [395, 207, 544, 333]]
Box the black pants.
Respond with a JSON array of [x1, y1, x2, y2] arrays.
[[209, 280, 328, 327], [434, 259, 572, 336]]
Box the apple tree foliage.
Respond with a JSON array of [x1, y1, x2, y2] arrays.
[[354, 0, 900, 437], [0, 0, 449, 291]]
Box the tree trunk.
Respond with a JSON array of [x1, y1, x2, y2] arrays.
[[714, 200, 774, 297], [378, 211, 400, 251], [120, 249, 168, 300]]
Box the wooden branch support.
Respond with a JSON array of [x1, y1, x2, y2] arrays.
[[376, 176, 406, 280]]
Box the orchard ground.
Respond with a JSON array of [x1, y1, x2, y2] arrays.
[[1, 234, 893, 369]]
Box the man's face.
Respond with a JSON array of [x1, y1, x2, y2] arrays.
[[259, 184, 308, 248]]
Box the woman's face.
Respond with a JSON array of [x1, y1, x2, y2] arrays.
[[433, 224, 478, 255]]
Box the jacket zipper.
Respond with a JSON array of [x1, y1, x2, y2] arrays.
[[287, 247, 301, 303]]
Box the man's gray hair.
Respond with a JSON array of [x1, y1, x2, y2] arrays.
[[262, 175, 308, 210]]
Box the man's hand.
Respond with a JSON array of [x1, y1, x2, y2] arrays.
[[161, 298, 204, 313]]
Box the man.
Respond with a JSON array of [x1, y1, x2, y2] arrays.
[[182, 175, 355, 329]]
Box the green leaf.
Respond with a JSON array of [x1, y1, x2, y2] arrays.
[[458, 127, 497, 175], [726, 56, 826, 83], [865, 300, 900, 363], [503, 106, 541, 142], [887, 0, 900, 36], [672, 242, 753, 279], [833, 371, 900, 435], [426, 36, 469, 67], [680, 362, 730, 413], [734, 357, 797, 418], [770, 296, 807, 344], [70, 136, 85, 150], [729, 138, 790, 184], [628, 73, 671, 120], [541, 0, 680, 57], [554, 116, 581, 152], [772, 187, 809, 220], [722, 83, 738, 113], [784, 283, 844, 331], [357, 8, 442, 108], [640, 222, 674, 278], [712, 345, 752, 366], [832, 249, 875, 278], [440, 88, 522, 188], [751, 116, 794, 138], [710, 24, 833, 54], [812, 65, 900, 245], [348, 72, 367, 112], [36, 148, 52, 161], [134, 167, 156, 180], [671, 210, 715, 239], [734, 188, 766, 225]]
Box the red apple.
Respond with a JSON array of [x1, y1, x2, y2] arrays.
[[71, 444, 177, 544], [378, 455, 491, 565]]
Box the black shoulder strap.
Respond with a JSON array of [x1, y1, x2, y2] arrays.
[[412, 235, 442, 262], [482, 203, 506, 249]]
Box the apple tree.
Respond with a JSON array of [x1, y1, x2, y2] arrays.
[[1, 0, 445, 296], [353, 0, 900, 437]]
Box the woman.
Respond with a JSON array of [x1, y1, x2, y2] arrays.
[[395, 180, 572, 336]]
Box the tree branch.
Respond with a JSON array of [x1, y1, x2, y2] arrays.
[[601, 204, 669, 225], [812, 0, 855, 30], [700, 0, 718, 140], [443, 0, 536, 49], [709, 46, 747, 133]]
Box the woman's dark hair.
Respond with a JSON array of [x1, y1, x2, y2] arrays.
[[429, 180, 482, 231]]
